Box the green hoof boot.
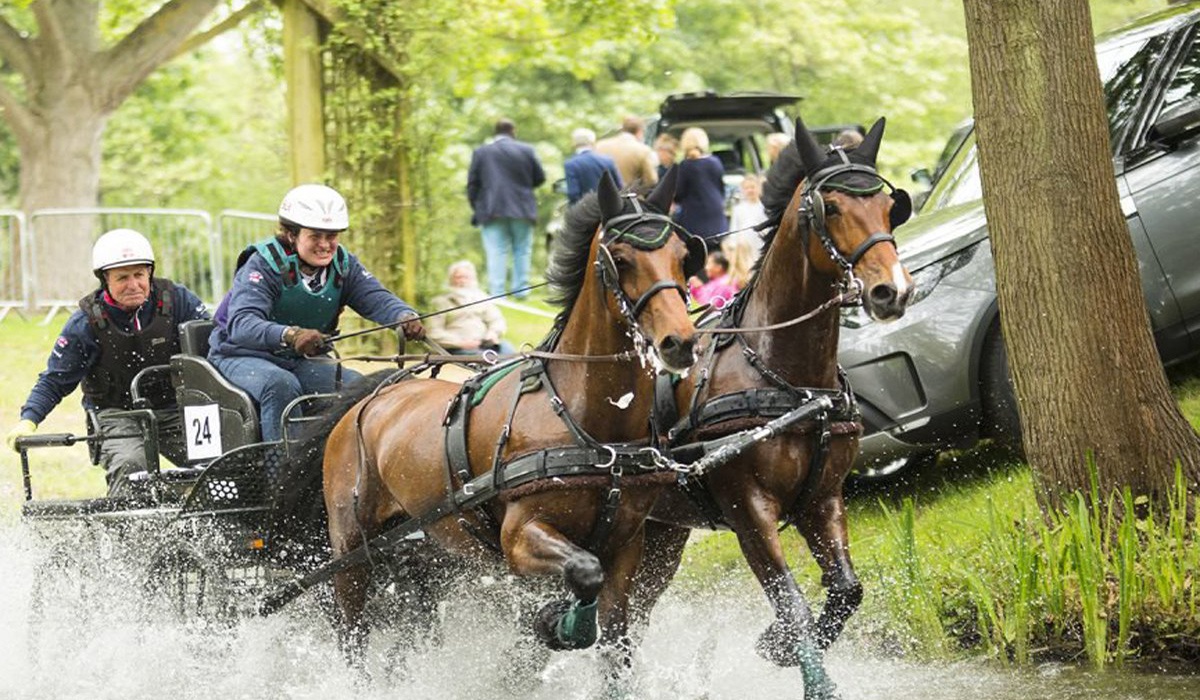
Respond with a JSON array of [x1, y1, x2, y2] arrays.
[[797, 642, 839, 700], [533, 598, 598, 650]]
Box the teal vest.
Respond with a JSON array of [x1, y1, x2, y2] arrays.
[[253, 238, 349, 333]]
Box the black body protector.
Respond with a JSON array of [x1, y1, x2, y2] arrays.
[[79, 278, 179, 410]]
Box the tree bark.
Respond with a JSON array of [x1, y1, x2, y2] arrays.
[[961, 0, 1200, 511]]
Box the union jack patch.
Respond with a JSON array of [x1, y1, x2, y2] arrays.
[[248, 271, 263, 284], [56, 336, 69, 348]]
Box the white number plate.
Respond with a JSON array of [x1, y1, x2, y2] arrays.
[[184, 404, 223, 461]]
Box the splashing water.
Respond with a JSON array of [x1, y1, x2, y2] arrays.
[[2, 523, 1197, 700]]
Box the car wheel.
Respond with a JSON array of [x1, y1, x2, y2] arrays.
[[979, 323, 1023, 451]]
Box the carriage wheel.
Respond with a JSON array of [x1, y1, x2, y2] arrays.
[[143, 546, 237, 622], [979, 321, 1024, 453]]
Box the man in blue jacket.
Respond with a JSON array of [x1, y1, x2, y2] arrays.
[[208, 184, 425, 442], [563, 128, 623, 205], [4, 229, 210, 496], [466, 118, 546, 298]]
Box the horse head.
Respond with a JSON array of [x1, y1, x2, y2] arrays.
[[791, 116, 913, 321], [592, 169, 699, 372]]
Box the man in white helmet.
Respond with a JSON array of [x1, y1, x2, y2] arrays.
[[208, 184, 425, 442], [4, 229, 210, 496]]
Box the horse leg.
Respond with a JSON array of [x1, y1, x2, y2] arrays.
[[326, 499, 381, 671], [503, 519, 605, 651], [595, 526, 649, 698], [626, 520, 690, 643], [726, 502, 839, 700], [795, 492, 862, 651]]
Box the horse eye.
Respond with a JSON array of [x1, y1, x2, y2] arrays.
[[824, 201, 840, 217]]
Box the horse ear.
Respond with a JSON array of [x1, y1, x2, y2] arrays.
[[857, 117, 887, 166], [646, 165, 678, 213], [794, 115, 825, 174], [597, 170, 623, 222]]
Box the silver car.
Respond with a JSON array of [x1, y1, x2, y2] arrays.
[[840, 4, 1200, 478]]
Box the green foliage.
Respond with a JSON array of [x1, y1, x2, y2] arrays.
[[101, 43, 288, 212]]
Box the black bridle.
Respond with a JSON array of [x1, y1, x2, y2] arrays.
[[797, 154, 908, 293], [596, 194, 705, 324]]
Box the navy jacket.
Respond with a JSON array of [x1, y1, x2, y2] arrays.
[[467, 135, 546, 225], [19, 283, 209, 423], [207, 247, 416, 369], [674, 155, 729, 239], [564, 148, 622, 204]]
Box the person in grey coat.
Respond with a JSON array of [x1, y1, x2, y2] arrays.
[[466, 118, 546, 298]]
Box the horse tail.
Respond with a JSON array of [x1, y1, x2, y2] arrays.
[[268, 369, 403, 568]]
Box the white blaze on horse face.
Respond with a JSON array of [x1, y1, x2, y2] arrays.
[[607, 392, 635, 410], [891, 262, 908, 296]]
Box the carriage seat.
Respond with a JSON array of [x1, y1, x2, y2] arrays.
[[171, 319, 261, 457]]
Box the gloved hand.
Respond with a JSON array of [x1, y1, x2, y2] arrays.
[[399, 315, 426, 341], [288, 328, 329, 356], [4, 419, 37, 451]]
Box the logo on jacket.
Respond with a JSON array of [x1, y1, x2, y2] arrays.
[[248, 270, 263, 284]]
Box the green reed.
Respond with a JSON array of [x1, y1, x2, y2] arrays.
[[870, 462, 1199, 668]]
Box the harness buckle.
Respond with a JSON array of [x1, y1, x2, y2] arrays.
[[462, 482, 476, 497], [597, 445, 617, 470]]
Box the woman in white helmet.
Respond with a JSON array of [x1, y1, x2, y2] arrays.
[[208, 184, 425, 442], [4, 229, 210, 497]]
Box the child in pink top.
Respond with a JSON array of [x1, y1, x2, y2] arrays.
[[689, 251, 740, 309]]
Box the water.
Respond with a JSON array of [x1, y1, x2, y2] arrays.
[[2, 523, 1197, 700]]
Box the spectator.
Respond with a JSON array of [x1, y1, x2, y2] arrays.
[[563, 128, 622, 205], [427, 260, 515, 356], [654, 133, 680, 180], [4, 229, 209, 496], [832, 127, 865, 150], [689, 251, 739, 309], [208, 184, 424, 443], [595, 115, 658, 188], [467, 118, 547, 299], [766, 132, 792, 166], [729, 174, 768, 237], [722, 235, 758, 291], [673, 127, 728, 240]]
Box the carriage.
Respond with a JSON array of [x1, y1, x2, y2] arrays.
[[15, 317, 413, 620]]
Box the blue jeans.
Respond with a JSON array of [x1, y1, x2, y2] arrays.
[[211, 355, 363, 442], [481, 218, 533, 297]]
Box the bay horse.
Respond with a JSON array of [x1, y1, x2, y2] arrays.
[[630, 117, 914, 699], [316, 171, 702, 685]]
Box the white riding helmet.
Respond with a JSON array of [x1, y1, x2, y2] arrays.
[[278, 184, 349, 231], [92, 228, 155, 276]]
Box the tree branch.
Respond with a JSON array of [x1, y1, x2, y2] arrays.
[[171, 0, 264, 59], [0, 14, 34, 81], [0, 79, 34, 141], [98, 0, 225, 111]]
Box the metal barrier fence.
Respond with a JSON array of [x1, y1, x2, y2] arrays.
[[0, 210, 27, 320], [215, 210, 278, 300], [3, 207, 277, 321], [29, 208, 215, 313]]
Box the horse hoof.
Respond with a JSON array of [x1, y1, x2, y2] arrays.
[[754, 621, 802, 667], [532, 598, 598, 651]]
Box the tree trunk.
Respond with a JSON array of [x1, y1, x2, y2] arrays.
[[961, 0, 1200, 512], [17, 88, 108, 303]]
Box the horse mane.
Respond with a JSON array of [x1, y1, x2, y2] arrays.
[[762, 140, 807, 222], [539, 184, 660, 350], [268, 369, 403, 561]]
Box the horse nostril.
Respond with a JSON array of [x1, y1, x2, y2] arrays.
[[869, 283, 897, 308], [659, 335, 696, 367]]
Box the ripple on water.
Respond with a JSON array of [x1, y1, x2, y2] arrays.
[[1, 523, 1197, 700]]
